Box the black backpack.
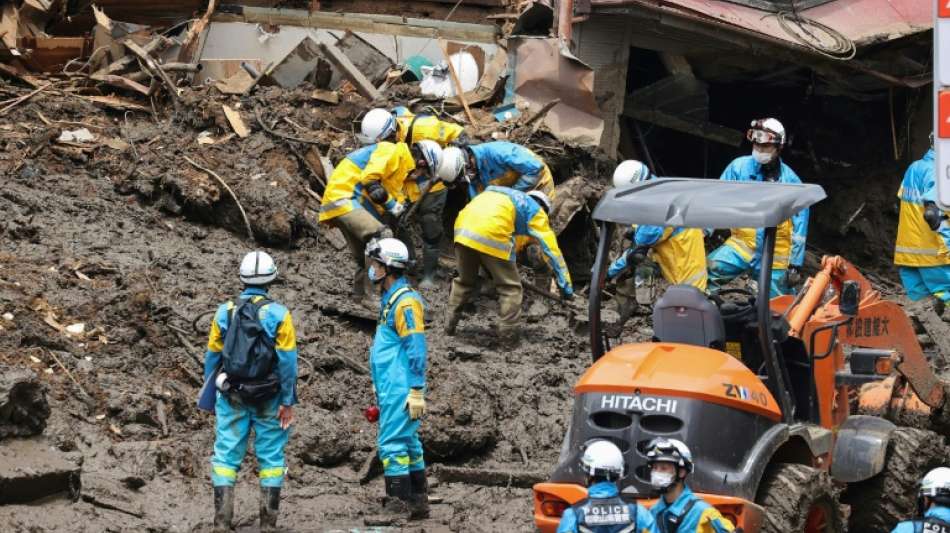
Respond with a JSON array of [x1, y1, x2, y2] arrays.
[[221, 297, 280, 403]]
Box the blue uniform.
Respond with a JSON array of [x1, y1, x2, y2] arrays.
[[707, 155, 808, 297], [371, 277, 428, 477], [467, 141, 555, 198], [894, 149, 950, 302], [205, 287, 298, 488], [557, 481, 658, 533], [891, 505, 950, 533], [649, 486, 734, 533]]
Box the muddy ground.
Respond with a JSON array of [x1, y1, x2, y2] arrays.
[[0, 81, 947, 533]]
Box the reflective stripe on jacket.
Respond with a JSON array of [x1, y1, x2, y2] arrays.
[[370, 277, 427, 403], [467, 141, 554, 198], [454, 186, 573, 294], [894, 149, 950, 266], [319, 144, 378, 222], [205, 287, 298, 406], [719, 155, 808, 269]]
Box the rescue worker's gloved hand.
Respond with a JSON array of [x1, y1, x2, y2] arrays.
[[924, 201, 946, 231], [388, 201, 406, 218], [366, 181, 389, 204], [785, 266, 802, 287], [561, 285, 574, 299], [406, 388, 425, 420], [623, 227, 637, 242], [451, 133, 471, 147]]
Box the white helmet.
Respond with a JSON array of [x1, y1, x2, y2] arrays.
[[581, 440, 624, 480], [437, 146, 467, 183], [412, 139, 443, 174], [527, 190, 552, 214], [921, 467, 950, 499], [612, 160, 651, 188], [645, 437, 694, 473], [360, 108, 397, 144], [747, 118, 786, 146], [365, 237, 410, 270], [239, 251, 277, 285]]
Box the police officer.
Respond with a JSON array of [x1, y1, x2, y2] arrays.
[[204, 251, 297, 533], [444, 186, 573, 345], [364, 238, 430, 522], [891, 467, 950, 533], [706, 118, 808, 297], [894, 139, 950, 319], [438, 141, 556, 199], [557, 440, 658, 533], [645, 438, 734, 533]]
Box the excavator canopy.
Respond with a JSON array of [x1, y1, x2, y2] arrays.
[[592, 178, 826, 229]]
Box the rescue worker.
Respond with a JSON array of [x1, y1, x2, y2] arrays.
[[607, 160, 707, 330], [204, 251, 297, 533], [437, 141, 556, 199], [645, 438, 735, 533], [894, 141, 950, 318], [362, 107, 469, 286], [444, 186, 573, 345], [891, 467, 950, 533], [556, 440, 659, 533], [706, 118, 807, 297], [318, 137, 443, 299], [364, 238, 430, 523]]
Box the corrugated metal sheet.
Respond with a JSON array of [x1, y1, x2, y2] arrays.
[[592, 0, 930, 47], [574, 14, 631, 68]]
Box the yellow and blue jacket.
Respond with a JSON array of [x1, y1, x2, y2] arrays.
[[556, 481, 658, 533], [370, 277, 427, 404], [649, 486, 735, 533], [319, 142, 414, 222], [467, 141, 555, 198], [895, 149, 950, 267], [205, 287, 298, 406], [454, 186, 572, 295], [890, 505, 950, 533], [719, 155, 807, 270], [609, 226, 707, 291], [395, 113, 462, 202]]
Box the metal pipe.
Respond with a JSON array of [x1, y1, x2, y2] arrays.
[[590, 221, 614, 362], [757, 227, 794, 423], [558, 0, 575, 44]]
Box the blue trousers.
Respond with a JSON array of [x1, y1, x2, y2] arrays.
[[899, 265, 950, 302], [211, 393, 290, 488], [707, 245, 788, 298], [378, 398, 424, 477]]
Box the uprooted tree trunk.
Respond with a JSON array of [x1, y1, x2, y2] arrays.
[[0, 367, 50, 440]]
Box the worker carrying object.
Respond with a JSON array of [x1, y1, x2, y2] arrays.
[[364, 237, 430, 523], [204, 251, 298, 533], [890, 467, 950, 533], [363, 107, 469, 287], [645, 438, 735, 533], [608, 161, 708, 311], [437, 140, 556, 199], [706, 118, 808, 297], [894, 142, 950, 319], [556, 440, 659, 533], [444, 186, 572, 345], [319, 139, 442, 300]]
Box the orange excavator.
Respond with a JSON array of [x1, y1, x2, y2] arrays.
[[533, 178, 950, 532]]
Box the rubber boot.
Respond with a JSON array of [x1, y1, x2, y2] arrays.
[[364, 475, 411, 526], [444, 309, 461, 336], [212, 486, 234, 533], [497, 327, 521, 349], [408, 469, 430, 520], [933, 296, 947, 319], [418, 251, 439, 290], [258, 486, 280, 532]]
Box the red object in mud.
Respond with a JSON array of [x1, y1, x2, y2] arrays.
[[364, 406, 380, 422]]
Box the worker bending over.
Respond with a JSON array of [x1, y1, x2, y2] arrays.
[[319, 138, 442, 300], [706, 118, 807, 297], [894, 141, 950, 319], [445, 186, 572, 345], [204, 251, 297, 533], [556, 440, 658, 533], [439, 141, 555, 199], [646, 438, 735, 533], [891, 467, 950, 533], [364, 238, 431, 523]]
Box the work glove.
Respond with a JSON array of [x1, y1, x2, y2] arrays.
[[366, 181, 388, 204], [561, 286, 575, 300], [785, 266, 802, 287], [451, 133, 471, 147], [406, 388, 425, 420], [623, 227, 637, 242], [388, 201, 406, 218], [924, 202, 946, 231]]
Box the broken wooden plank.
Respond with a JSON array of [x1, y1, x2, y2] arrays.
[[124, 41, 181, 101], [90, 73, 151, 95], [84, 95, 150, 112], [622, 105, 743, 147], [221, 105, 249, 138], [438, 39, 477, 125], [317, 42, 382, 101], [431, 465, 547, 489], [178, 0, 218, 63], [311, 88, 339, 105]]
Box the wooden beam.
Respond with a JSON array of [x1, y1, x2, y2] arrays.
[[622, 104, 743, 147], [317, 42, 383, 101], [213, 7, 499, 44]]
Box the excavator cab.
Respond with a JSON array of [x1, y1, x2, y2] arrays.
[[533, 178, 950, 533]]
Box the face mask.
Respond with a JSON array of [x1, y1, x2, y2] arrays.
[[650, 470, 676, 490], [368, 266, 384, 284], [752, 147, 775, 165]]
